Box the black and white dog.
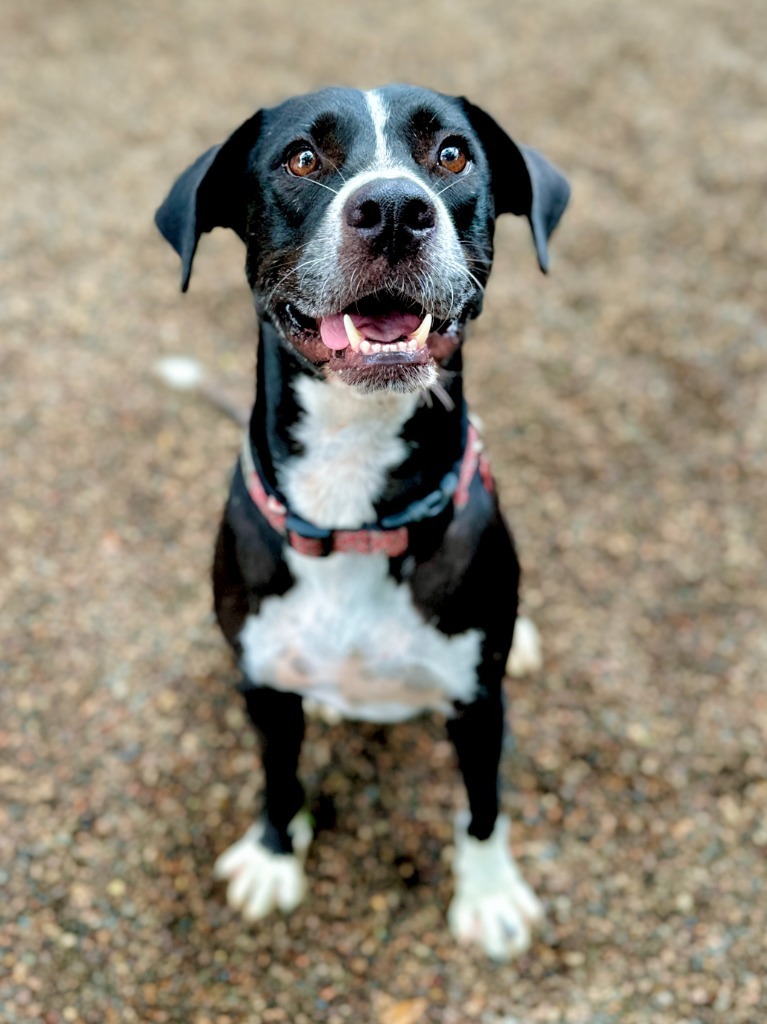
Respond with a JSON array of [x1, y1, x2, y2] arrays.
[[155, 85, 569, 960]]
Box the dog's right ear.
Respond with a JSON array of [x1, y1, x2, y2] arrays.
[[155, 111, 263, 292], [459, 99, 570, 274]]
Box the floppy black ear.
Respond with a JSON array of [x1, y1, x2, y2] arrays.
[[460, 100, 570, 273], [155, 111, 263, 291]]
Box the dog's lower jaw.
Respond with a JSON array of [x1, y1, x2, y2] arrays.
[[268, 323, 441, 394], [328, 360, 439, 394]]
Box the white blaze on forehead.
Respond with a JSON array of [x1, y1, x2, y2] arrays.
[[365, 89, 392, 167]]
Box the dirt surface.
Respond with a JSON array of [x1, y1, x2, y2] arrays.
[[3, 1, 767, 1022]]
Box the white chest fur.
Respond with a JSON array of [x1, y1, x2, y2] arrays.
[[239, 375, 482, 721], [277, 376, 419, 529], [239, 549, 482, 722]]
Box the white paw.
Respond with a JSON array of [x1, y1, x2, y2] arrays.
[[213, 812, 312, 921], [507, 616, 543, 678], [448, 812, 544, 961]]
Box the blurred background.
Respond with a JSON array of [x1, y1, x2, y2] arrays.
[[2, 1, 766, 1022]]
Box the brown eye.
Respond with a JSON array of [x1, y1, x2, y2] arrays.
[[438, 143, 468, 174], [286, 148, 320, 176]]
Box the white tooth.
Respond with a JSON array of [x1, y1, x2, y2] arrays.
[[409, 313, 433, 349], [397, 341, 407, 352], [407, 339, 417, 352], [360, 340, 372, 354], [343, 313, 366, 352], [371, 343, 382, 353]]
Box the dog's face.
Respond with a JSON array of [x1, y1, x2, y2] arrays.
[[156, 85, 569, 393], [244, 86, 495, 394]]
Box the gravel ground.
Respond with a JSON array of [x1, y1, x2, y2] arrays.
[[3, 1, 767, 1022]]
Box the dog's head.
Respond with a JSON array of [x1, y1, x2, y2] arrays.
[[156, 85, 569, 393]]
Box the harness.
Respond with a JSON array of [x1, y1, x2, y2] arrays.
[[239, 412, 494, 558]]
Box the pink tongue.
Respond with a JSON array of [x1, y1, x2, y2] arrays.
[[318, 311, 422, 350]]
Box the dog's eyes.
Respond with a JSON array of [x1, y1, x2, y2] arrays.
[[286, 148, 320, 177], [438, 143, 468, 174]]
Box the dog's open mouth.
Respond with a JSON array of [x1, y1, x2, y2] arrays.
[[319, 309, 431, 357], [276, 292, 462, 391]]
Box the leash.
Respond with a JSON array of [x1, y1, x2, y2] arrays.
[[239, 415, 493, 558]]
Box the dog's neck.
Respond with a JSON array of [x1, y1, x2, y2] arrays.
[[249, 322, 465, 530]]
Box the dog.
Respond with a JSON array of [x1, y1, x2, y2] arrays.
[[155, 84, 569, 960]]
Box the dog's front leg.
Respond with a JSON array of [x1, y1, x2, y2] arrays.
[[214, 686, 313, 921], [446, 686, 544, 960]]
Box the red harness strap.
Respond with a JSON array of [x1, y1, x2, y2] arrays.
[[291, 526, 409, 558], [454, 421, 492, 509], [241, 421, 492, 558]]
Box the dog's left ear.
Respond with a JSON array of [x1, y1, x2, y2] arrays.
[[460, 100, 570, 273], [155, 112, 263, 291]]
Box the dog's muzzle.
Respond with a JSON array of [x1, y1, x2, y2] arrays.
[[264, 172, 478, 392]]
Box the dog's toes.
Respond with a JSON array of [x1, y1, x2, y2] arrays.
[[449, 890, 532, 960], [507, 615, 543, 677], [213, 814, 312, 920], [239, 855, 307, 920], [448, 812, 543, 961]]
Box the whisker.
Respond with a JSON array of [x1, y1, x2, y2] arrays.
[[299, 177, 341, 196], [434, 167, 475, 198], [431, 381, 455, 411], [322, 155, 348, 185]]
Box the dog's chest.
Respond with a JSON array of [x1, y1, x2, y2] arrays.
[[239, 550, 481, 721], [238, 376, 482, 721]]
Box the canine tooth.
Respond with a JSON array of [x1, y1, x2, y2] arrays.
[[409, 313, 433, 349], [343, 314, 365, 352], [360, 340, 372, 354]]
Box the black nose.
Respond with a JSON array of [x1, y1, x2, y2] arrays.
[[344, 177, 437, 260]]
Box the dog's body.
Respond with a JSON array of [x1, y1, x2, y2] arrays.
[[156, 85, 569, 960]]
